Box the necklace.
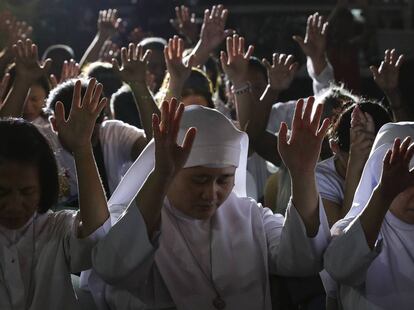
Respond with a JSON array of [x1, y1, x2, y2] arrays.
[[167, 207, 226, 309]]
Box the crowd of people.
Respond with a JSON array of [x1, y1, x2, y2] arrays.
[[0, 1, 413, 310]]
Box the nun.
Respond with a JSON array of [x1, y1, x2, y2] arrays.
[[89, 97, 331, 309], [324, 122, 414, 310]]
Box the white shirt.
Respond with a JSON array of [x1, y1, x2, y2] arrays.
[[91, 195, 330, 310], [0, 210, 109, 310], [315, 157, 344, 206]]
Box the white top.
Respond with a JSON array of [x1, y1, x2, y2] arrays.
[[315, 157, 344, 205], [324, 122, 414, 310], [0, 210, 109, 310], [35, 119, 145, 202], [91, 196, 330, 310]]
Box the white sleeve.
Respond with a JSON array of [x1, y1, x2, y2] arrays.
[[324, 217, 381, 287], [267, 197, 331, 276], [306, 57, 335, 96], [266, 101, 296, 134], [92, 204, 158, 292], [61, 211, 111, 273]]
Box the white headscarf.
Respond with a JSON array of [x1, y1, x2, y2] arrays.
[[346, 122, 414, 219], [108, 105, 248, 222]]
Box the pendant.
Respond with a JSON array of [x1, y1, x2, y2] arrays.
[[212, 296, 226, 309]]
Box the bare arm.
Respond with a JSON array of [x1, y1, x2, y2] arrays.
[[278, 97, 330, 236], [135, 99, 196, 237], [53, 79, 109, 237], [113, 43, 159, 140], [0, 39, 51, 118], [79, 9, 121, 68]]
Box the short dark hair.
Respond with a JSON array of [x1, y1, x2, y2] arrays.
[[248, 56, 267, 80], [46, 78, 106, 123], [0, 118, 59, 213], [139, 37, 167, 51], [83, 61, 123, 98], [182, 68, 215, 109], [330, 100, 392, 153]]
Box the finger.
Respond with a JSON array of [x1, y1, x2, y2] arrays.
[[317, 118, 331, 139], [221, 8, 229, 24], [182, 127, 197, 154], [232, 34, 239, 57], [238, 36, 245, 56], [152, 113, 161, 142], [82, 78, 97, 108], [175, 6, 182, 23], [226, 36, 233, 61], [390, 138, 402, 165], [42, 58, 52, 74], [89, 83, 104, 111], [383, 149, 392, 167], [279, 54, 287, 65], [262, 58, 271, 70], [171, 102, 185, 141], [400, 136, 412, 157], [321, 22, 329, 36], [160, 100, 169, 133], [95, 97, 108, 117], [112, 58, 121, 72], [245, 45, 254, 59], [272, 53, 279, 66], [369, 65, 379, 80], [220, 51, 228, 68], [384, 49, 391, 64], [54, 101, 67, 126], [0, 73, 10, 99], [404, 142, 414, 164], [395, 54, 404, 68], [390, 49, 396, 65], [285, 54, 295, 67], [292, 99, 304, 133], [292, 35, 305, 50], [50, 74, 58, 88], [163, 45, 170, 63], [72, 79, 82, 110], [121, 46, 128, 66], [310, 103, 323, 131], [142, 48, 152, 63], [128, 43, 135, 61], [168, 98, 178, 137], [302, 96, 315, 124], [177, 37, 183, 58], [278, 122, 289, 148]]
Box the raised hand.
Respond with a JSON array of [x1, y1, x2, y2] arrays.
[[13, 39, 52, 85], [370, 49, 403, 95], [50, 59, 80, 88], [113, 43, 151, 85], [97, 9, 122, 39], [220, 34, 254, 87], [380, 137, 414, 203], [54, 79, 107, 153], [199, 5, 233, 52], [99, 40, 120, 63], [349, 106, 376, 163], [164, 36, 195, 87], [153, 98, 196, 178], [293, 12, 328, 75], [262, 53, 299, 92], [170, 5, 199, 44], [278, 97, 330, 177]]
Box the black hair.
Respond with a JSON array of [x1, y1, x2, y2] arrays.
[[182, 68, 215, 109], [0, 118, 59, 213], [330, 100, 391, 153], [5, 63, 51, 97], [46, 78, 106, 123], [110, 85, 142, 128], [83, 62, 123, 99], [139, 37, 167, 51], [41, 44, 75, 79]]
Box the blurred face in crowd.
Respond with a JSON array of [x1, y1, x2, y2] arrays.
[[167, 166, 236, 220], [147, 49, 166, 92], [0, 161, 40, 230], [390, 186, 414, 225], [23, 84, 47, 122]]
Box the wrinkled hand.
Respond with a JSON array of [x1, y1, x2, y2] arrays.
[[0, 73, 10, 106], [349, 105, 376, 163], [220, 34, 254, 87], [164, 36, 195, 86], [153, 98, 196, 178], [380, 137, 414, 203], [278, 97, 330, 176], [13, 39, 51, 85], [263, 53, 299, 92], [170, 5, 199, 44], [50, 59, 80, 88], [112, 43, 151, 85], [370, 49, 403, 95], [200, 5, 233, 52], [293, 12, 328, 61], [97, 9, 122, 39], [54, 78, 107, 153]]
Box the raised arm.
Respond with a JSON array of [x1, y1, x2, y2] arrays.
[[170, 5, 199, 46], [50, 59, 80, 89], [360, 137, 414, 249], [163, 36, 195, 101], [53, 79, 109, 237], [113, 43, 159, 140], [278, 97, 330, 236], [188, 4, 233, 67], [0, 39, 51, 118], [370, 49, 411, 121], [136, 98, 196, 237], [79, 9, 121, 68]]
